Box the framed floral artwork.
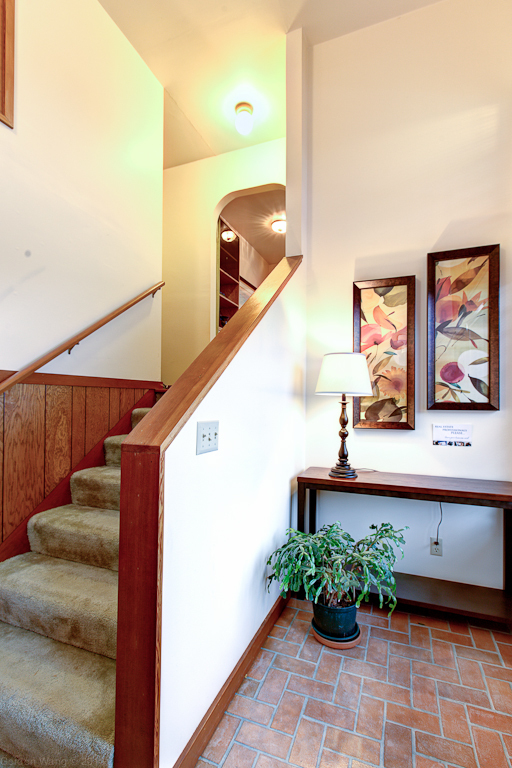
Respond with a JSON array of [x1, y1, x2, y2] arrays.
[[427, 244, 499, 410], [353, 276, 415, 429], [0, 0, 14, 129]]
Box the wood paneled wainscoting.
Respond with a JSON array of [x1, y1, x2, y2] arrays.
[[0, 370, 165, 547]]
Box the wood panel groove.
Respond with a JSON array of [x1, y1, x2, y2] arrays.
[[71, 387, 86, 467], [119, 388, 135, 419], [109, 388, 121, 429], [0, 380, 160, 544], [45, 386, 72, 496], [85, 387, 110, 455], [0, 388, 156, 564], [3, 384, 45, 539]]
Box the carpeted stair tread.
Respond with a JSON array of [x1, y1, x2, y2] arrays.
[[0, 748, 32, 766], [131, 407, 151, 428], [28, 504, 119, 571], [103, 434, 128, 467], [0, 621, 114, 768], [70, 466, 121, 510], [0, 553, 117, 659]]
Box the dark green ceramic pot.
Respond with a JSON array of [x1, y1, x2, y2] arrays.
[[312, 600, 358, 640]]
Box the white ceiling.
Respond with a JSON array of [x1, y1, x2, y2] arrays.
[[221, 187, 286, 265], [98, 0, 446, 168]]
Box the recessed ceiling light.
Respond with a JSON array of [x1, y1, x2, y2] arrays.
[[235, 102, 254, 135], [271, 217, 286, 234], [221, 229, 237, 242]]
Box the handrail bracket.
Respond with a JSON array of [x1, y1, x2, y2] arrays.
[[0, 280, 165, 395]]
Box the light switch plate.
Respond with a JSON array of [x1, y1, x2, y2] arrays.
[[196, 421, 219, 455]]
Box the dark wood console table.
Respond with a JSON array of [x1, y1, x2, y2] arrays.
[[297, 467, 512, 628]]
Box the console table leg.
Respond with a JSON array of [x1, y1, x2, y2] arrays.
[[309, 490, 317, 534], [504, 509, 512, 593], [297, 483, 306, 533]]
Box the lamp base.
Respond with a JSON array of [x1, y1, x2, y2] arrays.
[[329, 462, 357, 479]]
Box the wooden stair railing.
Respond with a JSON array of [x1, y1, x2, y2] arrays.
[[0, 281, 165, 395], [114, 255, 302, 768]]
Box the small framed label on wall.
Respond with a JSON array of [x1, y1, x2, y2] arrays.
[[0, 0, 14, 129]]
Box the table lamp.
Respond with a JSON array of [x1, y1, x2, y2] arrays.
[[315, 352, 372, 479]]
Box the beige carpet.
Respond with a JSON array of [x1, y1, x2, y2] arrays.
[[0, 622, 115, 768], [28, 504, 119, 571], [0, 406, 151, 767], [0, 552, 118, 659]]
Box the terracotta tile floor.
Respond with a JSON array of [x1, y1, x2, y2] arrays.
[[195, 598, 512, 768]]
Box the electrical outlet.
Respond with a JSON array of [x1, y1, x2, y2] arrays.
[[430, 537, 443, 556], [196, 421, 219, 455]]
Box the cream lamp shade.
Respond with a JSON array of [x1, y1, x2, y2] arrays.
[[315, 352, 372, 396]]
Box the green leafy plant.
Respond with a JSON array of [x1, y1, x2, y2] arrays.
[[267, 521, 407, 613]]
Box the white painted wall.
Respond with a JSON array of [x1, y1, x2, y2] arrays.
[[162, 139, 285, 385], [158, 272, 305, 767], [285, 28, 309, 260], [305, 0, 512, 588], [239, 238, 272, 288], [0, 0, 163, 380]]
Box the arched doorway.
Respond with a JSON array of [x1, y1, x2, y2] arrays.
[[217, 186, 285, 330]]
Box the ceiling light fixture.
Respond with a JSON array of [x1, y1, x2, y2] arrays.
[[271, 217, 286, 234], [221, 229, 237, 243], [235, 102, 254, 135]]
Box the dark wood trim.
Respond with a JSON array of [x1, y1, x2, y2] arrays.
[[0, 281, 165, 396], [390, 572, 512, 628], [0, 0, 14, 129], [125, 256, 302, 454], [298, 467, 512, 628], [0, 389, 155, 563], [173, 597, 287, 768], [114, 448, 164, 768], [427, 244, 499, 411], [116, 256, 302, 768], [298, 467, 512, 509], [0, 370, 166, 390], [353, 275, 415, 430]]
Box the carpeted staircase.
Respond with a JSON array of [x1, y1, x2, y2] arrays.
[[0, 407, 151, 768]]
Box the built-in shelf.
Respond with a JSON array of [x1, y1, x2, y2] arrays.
[[218, 218, 241, 330]]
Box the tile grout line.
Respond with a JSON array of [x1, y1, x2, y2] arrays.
[[197, 605, 512, 768]]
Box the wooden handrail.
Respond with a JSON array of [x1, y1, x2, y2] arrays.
[[0, 281, 165, 395], [125, 257, 302, 453], [114, 255, 302, 768]]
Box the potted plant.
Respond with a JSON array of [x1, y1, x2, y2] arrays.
[[267, 521, 407, 648]]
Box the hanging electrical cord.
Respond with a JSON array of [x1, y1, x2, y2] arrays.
[[434, 501, 443, 545]]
